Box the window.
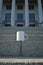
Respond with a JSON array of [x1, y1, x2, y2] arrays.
[[17, 5, 23, 10], [29, 14, 35, 21], [17, 14, 23, 20], [42, 5, 43, 10], [6, 4, 11, 10], [29, 4, 34, 10], [6, 14, 11, 21]]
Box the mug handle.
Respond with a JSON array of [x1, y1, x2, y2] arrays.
[[25, 34, 28, 40]]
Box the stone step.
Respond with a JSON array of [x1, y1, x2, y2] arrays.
[[0, 27, 43, 57], [28, 36, 43, 41], [0, 41, 43, 57], [0, 35, 43, 41], [0, 58, 43, 64], [0, 35, 16, 40], [0, 27, 43, 33]]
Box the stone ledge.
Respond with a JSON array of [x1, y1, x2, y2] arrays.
[[0, 58, 43, 63]]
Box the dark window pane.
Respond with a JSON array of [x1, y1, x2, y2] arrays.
[[29, 4, 34, 10], [17, 5, 23, 10], [17, 14, 23, 20], [42, 5, 43, 9], [6, 14, 11, 21], [29, 14, 35, 21], [6, 4, 11, 10]]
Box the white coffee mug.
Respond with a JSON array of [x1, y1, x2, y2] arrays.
[[16, 31, 28, 41]]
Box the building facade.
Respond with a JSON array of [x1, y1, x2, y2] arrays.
[[0, 0, 43, 27], [0, 0, 43, 57]]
